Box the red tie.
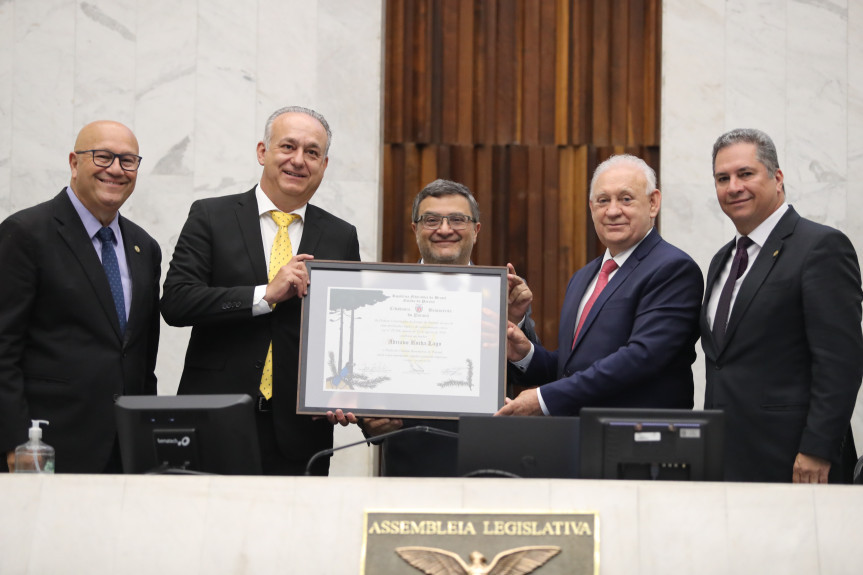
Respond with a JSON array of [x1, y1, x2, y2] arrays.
[[572, 259, 619, 348]]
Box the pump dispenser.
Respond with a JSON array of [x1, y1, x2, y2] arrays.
[[13, 419, 55, 473]]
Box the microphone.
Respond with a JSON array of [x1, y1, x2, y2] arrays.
[[304, 425, 459, 476]]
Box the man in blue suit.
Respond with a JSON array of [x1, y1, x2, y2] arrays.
[[499, 154, 703, 416]]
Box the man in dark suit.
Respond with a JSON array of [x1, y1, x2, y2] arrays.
[[359, 179, 536, 476], [702, 128, 863, 483], [161, 106, 361, 475], [499, 154, 703, 416], [0, 121, 161, 473]]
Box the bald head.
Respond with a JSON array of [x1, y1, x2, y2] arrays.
[[69, 120, 140, 225], [74, 121, 139, 154]]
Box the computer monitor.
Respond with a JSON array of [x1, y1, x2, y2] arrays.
[[115, 394, 262, 475], [579, 408, 724, 481], [457, 415, 580, 478]]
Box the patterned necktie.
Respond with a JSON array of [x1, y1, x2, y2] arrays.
[[572, 258, 618, 348], [260, 211, 299, 400], [95, 227, 126, 334], [711, 236, 753, 348]]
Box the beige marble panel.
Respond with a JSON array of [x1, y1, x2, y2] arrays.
[[724, 0, 787, 151], [0, 0, 11, 205], [814, 485, 863, 574], [637, 481, 729, 572], [725, 482, 820, 572], [136, 0, 197, 179], [117, 476, 212, 574], [28, 474, 126, 573], [72, 0, 137, 125]]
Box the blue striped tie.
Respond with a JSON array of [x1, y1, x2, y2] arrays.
[[96, 227, 127, 334]]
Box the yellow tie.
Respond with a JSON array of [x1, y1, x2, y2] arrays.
[[260, 211, 299, 400]]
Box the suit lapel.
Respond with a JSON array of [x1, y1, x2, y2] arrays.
[[570, 230, 661, 354], [235, 188, 268, 284], [561, 258, 599, 353], [120, 218, 148, 340], [720, 207, 799, 349], [701, 240, 735, 356], [297, 204, 323, 255], [52, 191, 124, 338]]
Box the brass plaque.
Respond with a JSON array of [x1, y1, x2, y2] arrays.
[[361, 511, 598, 574]]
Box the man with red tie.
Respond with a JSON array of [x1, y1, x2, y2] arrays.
[[702, 129, 862, 483], [498, 154, 703, 417]]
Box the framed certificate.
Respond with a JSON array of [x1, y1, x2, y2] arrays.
[[297, 261, 507, 419]]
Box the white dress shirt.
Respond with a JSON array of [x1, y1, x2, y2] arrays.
[[706, 203, 788, 330], [251, 183, 308, 316]]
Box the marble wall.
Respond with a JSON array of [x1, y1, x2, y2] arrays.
[[0, 0, 383, 475], [661, 0, 863, 446]]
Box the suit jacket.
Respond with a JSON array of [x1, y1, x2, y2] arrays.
[[525, 230, 703, 415], [0, 190, 161, 472], [702, 206, 863, 482], [160, 188, 361, 473]]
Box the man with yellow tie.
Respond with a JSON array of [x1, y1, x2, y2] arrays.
[[161, 107, 361, 475]]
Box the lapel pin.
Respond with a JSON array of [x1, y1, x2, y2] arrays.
[[134, 245, 141, 253], [772, 250, 779, 257]]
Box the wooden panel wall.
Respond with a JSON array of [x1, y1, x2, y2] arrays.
[[383, 0, 661, 345]]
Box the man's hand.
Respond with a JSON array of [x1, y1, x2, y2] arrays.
[[506, 320, 531, 362], [506, 263, 533, 325], [792, 452, 831, 484], [264, 254, 314, 304], [495, 388, 542, 416], [359, 417, 404, 437], [325, 409, 359, 427], [6, 451, 14, 472]]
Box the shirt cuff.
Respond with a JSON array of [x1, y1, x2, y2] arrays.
[[510, 342, 535, 372], [251, 285, 273, 316], [536, 387, 550, 416]]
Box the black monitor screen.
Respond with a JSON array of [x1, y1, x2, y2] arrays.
[[115, 394, 262, 475], [579, 408, 724, 481], [457, 415, 580, 478]]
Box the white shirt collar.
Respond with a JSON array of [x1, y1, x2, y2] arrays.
[[255, 183, 308, 220], [602, 226, 654, 268], [737, 202, 788, 247]]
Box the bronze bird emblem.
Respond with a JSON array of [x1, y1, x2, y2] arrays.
[[395, 545, 561, 575]]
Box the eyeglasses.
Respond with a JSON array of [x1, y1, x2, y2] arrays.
[[415, 213, 476, 230], [75, 149, 143, 172]]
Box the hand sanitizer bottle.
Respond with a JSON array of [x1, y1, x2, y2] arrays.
[[13, 420, 55, 473]]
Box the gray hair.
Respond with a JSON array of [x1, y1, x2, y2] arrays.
[[411, 179, 481, 223], [712, 128, 780, 177], [263, 106, 332, 155], [590, 154, 657, 199]]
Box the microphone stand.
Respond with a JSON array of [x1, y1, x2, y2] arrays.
[[304, 425, 459, 476]]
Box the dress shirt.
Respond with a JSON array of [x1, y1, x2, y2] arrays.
[[65, 186, 131, 319], [251, 183, 308, 316], [706, 203, 788, 330]]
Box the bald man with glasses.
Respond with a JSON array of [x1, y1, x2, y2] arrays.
[[0, 120, 161, 473]]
